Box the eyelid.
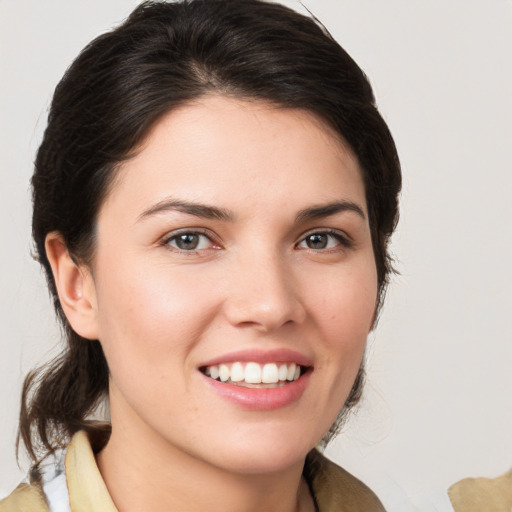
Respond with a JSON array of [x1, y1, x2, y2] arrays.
[[295, 228, 354, 250], [160, 228, 222, 252]]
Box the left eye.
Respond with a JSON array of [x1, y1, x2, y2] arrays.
[[297, 232, 344, 250], [165, 232, 213, 251]]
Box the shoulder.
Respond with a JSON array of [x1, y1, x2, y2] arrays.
[[0, 427, 111, 512], [305, 449, 386, 512], [0, 482, 49, 512], [449, 469, 512, 512]]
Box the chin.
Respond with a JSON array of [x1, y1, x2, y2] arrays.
[[215, 448, 309, 475], [201, 425, 322, 475]]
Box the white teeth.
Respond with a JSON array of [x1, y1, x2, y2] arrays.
[[245, 362, 262, 384], [203, 361, 303, 385], [286, 363, 297, 381], [278, 364, 288, 381], [219, 364, 230, 382], [210, 366, 219, 380], [230, 362, 244, 382], [261, 363, 279, 384]]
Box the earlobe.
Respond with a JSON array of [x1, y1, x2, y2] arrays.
[[45, 232, 99, 340]]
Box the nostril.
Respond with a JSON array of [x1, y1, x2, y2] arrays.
[[223, 295, 306, 333]]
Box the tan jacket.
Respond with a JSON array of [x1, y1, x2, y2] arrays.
[[0, 431, 385, 512], [448, 469, 512, 512]]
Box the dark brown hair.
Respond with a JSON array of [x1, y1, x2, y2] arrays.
[[20, 0, 401, 461]]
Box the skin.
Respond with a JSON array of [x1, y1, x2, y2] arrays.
[[46, 95, 378, 512]]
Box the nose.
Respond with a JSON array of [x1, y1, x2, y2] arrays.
[[222, 250, 306, 332]]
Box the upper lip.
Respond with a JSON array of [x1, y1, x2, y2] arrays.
[[199, 349, 313, 368]]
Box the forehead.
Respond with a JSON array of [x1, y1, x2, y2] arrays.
[[100, 95, 366, 220]]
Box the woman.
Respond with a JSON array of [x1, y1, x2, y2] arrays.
[[1, 1, 401, 511]]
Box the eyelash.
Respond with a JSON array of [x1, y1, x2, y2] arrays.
[[295, 229, 353, 252], [161, 229, 220, 253], [161, 228, 352, 254]]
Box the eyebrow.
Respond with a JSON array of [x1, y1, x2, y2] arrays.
[[137, 198, 365, 223], [295, 200, 366, 223], [137, 198, 234, 222]]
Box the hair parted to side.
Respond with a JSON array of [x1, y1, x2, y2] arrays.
[[21, 0, 401, 462]]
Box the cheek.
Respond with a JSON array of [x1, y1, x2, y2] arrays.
[[92, 257, 219, 377], [308, 262, 377, 377], [298, 264, 377, 437], [315, 267, 377, 340]]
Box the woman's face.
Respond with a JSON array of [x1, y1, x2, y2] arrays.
[[87, 95, 377, 473]]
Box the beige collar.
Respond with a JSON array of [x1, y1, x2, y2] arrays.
[[63, 430, 385, 512], [65, 431, 118, 512]]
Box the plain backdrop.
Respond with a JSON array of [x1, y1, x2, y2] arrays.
[[1, 1, 511, 510]]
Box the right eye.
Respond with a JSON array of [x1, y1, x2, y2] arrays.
[[163, 231, 216, 252]]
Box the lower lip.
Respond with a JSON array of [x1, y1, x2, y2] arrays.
[[201, 371, 311, 411]]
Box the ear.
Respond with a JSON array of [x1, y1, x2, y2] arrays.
[[45, 232, 99, 340]]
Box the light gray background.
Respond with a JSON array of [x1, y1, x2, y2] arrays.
[[1, 1, 511, 510]]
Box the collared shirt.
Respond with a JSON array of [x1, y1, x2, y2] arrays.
[[0, 430, 386, 512]]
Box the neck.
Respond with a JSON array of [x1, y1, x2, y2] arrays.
[[96, 417, 314, 512]]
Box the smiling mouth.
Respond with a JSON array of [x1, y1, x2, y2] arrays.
[[200, 362, 308, 388]]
